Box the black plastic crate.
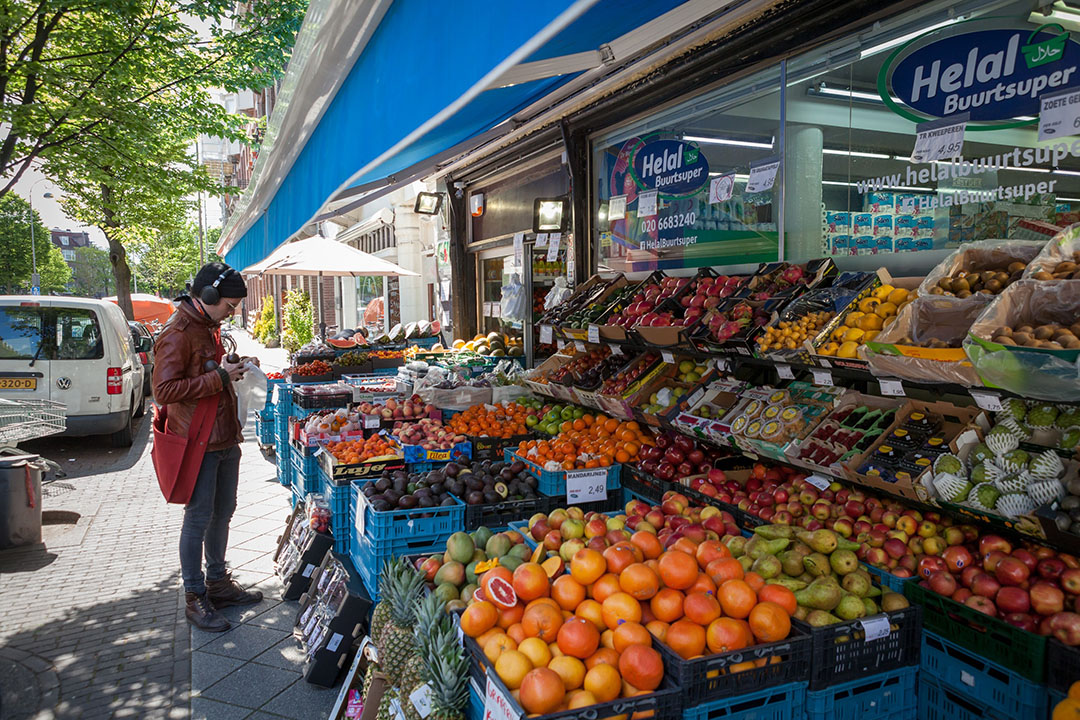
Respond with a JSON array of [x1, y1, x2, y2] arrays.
[[1047, 638, 1080, 695], [796, 605, 921, 690], [462, 495, 548, 531], [654, 624, 812, 707], [622, 465, 670, 503]]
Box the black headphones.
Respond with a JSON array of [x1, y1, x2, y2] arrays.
[[199, 266, 237, 305]]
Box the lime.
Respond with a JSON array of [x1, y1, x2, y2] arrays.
[[572, 407, 585, 419]]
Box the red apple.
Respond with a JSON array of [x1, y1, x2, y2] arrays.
[[995, 586, 1031, 614], [972, 573, 1002, 599], [1038, 557, 1066, 581], [1063, 569, 1080, 595], [1012, 548, 1038, 573], [942, 546, 974, 574], [1031, 583, 1066, 616], [979, 534, 1013, 560], [918, 556, 947, 579], [1004, 612, 1038, 632], [965, 595, 998, 616], [983, 550, 1007, 574], [995, 557, 1031, 587], [1050, 612, 1080, 646], [960, 566, 984, 588], [952, 588, 973, 603], [928, 570, 958, 597]]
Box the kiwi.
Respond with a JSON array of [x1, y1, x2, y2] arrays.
[[1057, 262, 1078, 273], [994, 271, 1010, 283], [1012, 331, 1033, 345], [1018, 325, 1035, 334], [1070, 323, 1080, 336], [1067, 338, 1080, 349], [1035, 326, 1056, 340], [929, 286, 945, 295], [986, 279, 1003, 293], [956, 290, 972, 298], [1008, 261, 1027, 274], [1034, 271, 1055, 281], [991, 325, 1012, 338], [1046, 341, 1065, 350], [1053, 330, 1076, 343], [953, 278, 971, 292], [938, 278, 953, 291], [993, 335, 1017, 345]]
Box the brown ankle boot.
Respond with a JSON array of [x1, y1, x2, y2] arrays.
[[186, 592, 230, 632], [206, 572, 263, 607]]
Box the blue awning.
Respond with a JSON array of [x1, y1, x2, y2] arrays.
[[222, 0, 693, 270]]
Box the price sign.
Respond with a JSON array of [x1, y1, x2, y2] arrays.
[[961, 670, 975, 687], [410, 683, 434, 718], [588, 325, 600, 344], [859, 615, 891, 642], [302, 563, 316, 578], [484, 675, 519, 720], [575, 341, 586, 352], [638, 190, 658, 218], [546, 233, 561, 263], [776, 364, 794, 380], [566, 250, 575, 282], [879, 378, 905, 397], [608, 194, 627, 220], [911, 114, 968, 163], [662, 351, 675, 364], [540, 325, 553, 344], [1039, 87, 1080, 141], [806, 474, 831, 491], [970, 389, 1003, 412], [390, 697, 407, 720], [556, 339, 566, 350], [609, 343, 623, 355], [513, 232, 524, 270], [535, 233, 549, 248], [709, 173, 736, 204], [811, 369, 833, 387], [745, 158, 780, 193], [355, 493, 366, 535], [364, 414, 381, 429], [566, 468, 608, 505], [687, 388, 706, 407]]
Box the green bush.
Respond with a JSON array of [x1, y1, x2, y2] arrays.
[[281, 288, 314, 353], [252, 294, 276, 344]]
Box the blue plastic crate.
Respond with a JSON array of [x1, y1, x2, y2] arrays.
[[504, 448, 622, 496], [507, 520, 537, 549], [398, 441, 471, 464], [623, 487, 654, 507], [409, 336, 440, 349], [278, 464, 291, 487], [918, 672, 1040, 720], [321, 473, 354, 555], [370, 367, 399, 376], [405, 460, 449, 473], [806, 666, 916, 720], [290, 447, 321, 494], [347, 533, 446, 601], [682, 681, 806, 720], [467, 678, 484, 720], [255, 415, 275, 445], [350, 481, 465, 545], [862, 562, 916, 593], [919, 631, 1048, 720]]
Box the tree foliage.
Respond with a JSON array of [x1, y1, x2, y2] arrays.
[[0, 194, 70, 293], [281, 288, 313, 353], [252, 292, 277, 344], [71, 244, 113, 297], [130, 223, 207, 297]]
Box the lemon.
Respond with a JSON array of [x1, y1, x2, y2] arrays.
[[858, 314, 884, 331], [858, 297, 881, 313], [832, 325, 851, 340], [837, 341, 860, 358], [874, 284, 895, 300], [819, 342, 839, 356], [863, 330, 879, 342], [875, 302, 899, 318], [843, 327, 865, 343], [887, 287, 909, 305]]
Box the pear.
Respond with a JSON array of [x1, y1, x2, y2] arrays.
[[835, 594, 868, 620], [829, 549, 859, 576], [754, 524, 795, 540], [746, 535, 790, 559], [751, 554, 782, 579], [795, 578, 843, 610], [738, 555, 754, 572], [791, 541, 813, 556], [766, 577, 807, 591], [863, 597, 880, 616], [797, 529, 839, 554], [806, 609, 842, 626], [841, 572, 871, 598], [803, 552, 833, 577], [724, 535, 748, 557], [881, 592, 910, 612], [779, 550, 808, 577], [794, 605, 810, 622]]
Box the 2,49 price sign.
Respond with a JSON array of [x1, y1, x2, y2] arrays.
[[566, 468, 608, 504]]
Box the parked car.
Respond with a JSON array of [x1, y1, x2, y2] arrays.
[[0, 296, 145, 447], [128, 320, 155, 397]]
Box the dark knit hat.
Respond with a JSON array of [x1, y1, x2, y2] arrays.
[[192, 262, 247, 298]]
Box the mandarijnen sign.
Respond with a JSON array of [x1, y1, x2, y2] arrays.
[[879, 20, 1080, 129]]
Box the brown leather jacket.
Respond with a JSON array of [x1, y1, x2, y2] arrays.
[[152, 298, 242, 451]]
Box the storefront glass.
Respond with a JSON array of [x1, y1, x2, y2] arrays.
[[591, 0, 1080, 273]]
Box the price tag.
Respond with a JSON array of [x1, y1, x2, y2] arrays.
[[662, 351, 675, 364], [879, 378, 905, 397], [410, 683, 434, 718], [776, 364, 794, 380], [745, 158, 780, 193], [566, 250, 575, 282], [302, 563, 316, 578], [389, 697, 407, 720], [609, 343, 623, 355], [911, 114, 967, 163], [961, 670, 975, 687], [608, 195, 627, 220], [355, 493, 366, 535], [858, 615, 891, 642], [970, 389, 1003, 412], [687, 388, 706, 407], [513, 232, 524, 269], [535, 233, 548, 248], [484, 674, 518, 720], [326, 632, 344, 652], [806, 474, 831, 491], [364, 414, 381, 429], [638, 190, 658, 218], [811, 369, 833, 387], [1039, 87, 1080, 141], [575, 341, 586, 352], [540, 325, 553, 344], [546, 233, 562, 263], [566, 468, 608, 505], [588, 325, 600, 344], [709, 173, 736, 204], [556, 339, 565, 350]]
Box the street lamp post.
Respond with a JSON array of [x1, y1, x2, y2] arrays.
[[27, 179, 53, 294]]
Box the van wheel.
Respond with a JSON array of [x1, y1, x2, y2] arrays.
[[111, 411, 133, 448], [133, 391, 145, 418]]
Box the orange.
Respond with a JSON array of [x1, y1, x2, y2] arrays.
[[658, 550, 699, 590], [506, 623, 526, 645], [612, 621, 651, 653], [570, 548, 607, 586], [526, 597, 561, 612], [640, 600, 656, 624], [706, 617, 749, 654], [556, 616, 601, 659], [583, 662, 622, 703], [748, 601, 791, 643], [483, 633, 517, 664], [666, 619, 706, 659], [603, 543, 638, 575], [645, 620, 669, 642], [683, 592, 722, 626], [461, 601, 498, 638], [513, 562, 551, 602], [600, 628, 616, 650], [744, 572, 766, 593], [518, 637, 552, 668], [650, 588, 685, 623], [688, 573, 717, 596], [481, 566, 515, 604], [494, 649, 532, 689], [498, 602, 525, 629], [549, 641, 563, 658], [757, 585, 798, 616], [601, 592, 642, 630], [619, 563, 661, 600], [522, 603, 564, 642], [585, 647, 620, 670], [519, 667, 566, 714], [590, 573, 622, 603], [552, 575, 586, 611], [631, 531, 664, 560], [575, 599, 605, 631], [695, 539, 731, 569], [706, 558, 745, 585], [476, 627, 504, 649], [618, 643, 664, 691], [718, 579, 758, 619], [672, 537, 700, 557], [567, 689, 597, 709], [548, 655, 586, 691]]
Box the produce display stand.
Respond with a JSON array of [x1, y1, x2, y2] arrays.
[[295, 550, 371, 687], [274, 506, 333, 601]]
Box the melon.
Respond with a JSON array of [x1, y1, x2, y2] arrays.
[[327, 338, 357, 349]]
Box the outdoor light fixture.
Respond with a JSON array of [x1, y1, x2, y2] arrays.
[[533, 196, 568, 233], [414, 191, 443, 215], [469, 193, 485, 217]]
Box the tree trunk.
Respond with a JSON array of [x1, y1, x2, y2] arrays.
[[106, 231, 134, 320]]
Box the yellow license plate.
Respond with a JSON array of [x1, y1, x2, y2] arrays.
[[0, 377, 36, 390]]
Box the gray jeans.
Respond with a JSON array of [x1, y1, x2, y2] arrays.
[[180, 445, 241, 595]]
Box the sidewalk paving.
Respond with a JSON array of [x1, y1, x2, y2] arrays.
[[0, 328, 342, 720]]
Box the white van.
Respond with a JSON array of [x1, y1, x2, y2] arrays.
[[0, 296, 145, 447]]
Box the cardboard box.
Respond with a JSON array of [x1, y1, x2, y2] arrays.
[[787, 392, 906, 477], [523, 353, 573, 397], [394, 439, 472, 464], [629, 361, 718, 428], [316, 445, 405, 484], [726, 383, 843, 462], [670, 379, 748, 438], [595, 351, 665, 420]]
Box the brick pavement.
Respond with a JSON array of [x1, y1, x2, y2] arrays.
[[1, 329, 341, 720]]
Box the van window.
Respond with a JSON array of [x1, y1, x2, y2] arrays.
[[0, 306, 103, 360]]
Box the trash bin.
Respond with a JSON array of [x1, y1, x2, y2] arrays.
[[0, 452, 44, 549]]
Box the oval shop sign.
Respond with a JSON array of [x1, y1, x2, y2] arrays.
[[630, 139, 710, 196], [880, 22, 1080, 128]]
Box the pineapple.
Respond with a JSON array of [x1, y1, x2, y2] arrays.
[[423, 623, 469, 720], [399, 592, 445, 719], [376, 686, 397, 720], [361, 663, 376, 697], [371, 559, 401, 650], [380, 559, 425, 688]]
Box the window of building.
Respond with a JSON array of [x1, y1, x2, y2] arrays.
[[62, 249, 76, 261]]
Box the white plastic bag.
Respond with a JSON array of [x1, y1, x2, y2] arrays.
[[235, 361, 268, 430]]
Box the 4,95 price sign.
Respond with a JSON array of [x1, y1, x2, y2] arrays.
[[566, 468, 607, 505]]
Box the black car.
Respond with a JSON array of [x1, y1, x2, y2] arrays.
[[128, 321, 155, 396]]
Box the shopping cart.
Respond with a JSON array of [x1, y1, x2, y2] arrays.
[[0, 398, 67, 480]]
